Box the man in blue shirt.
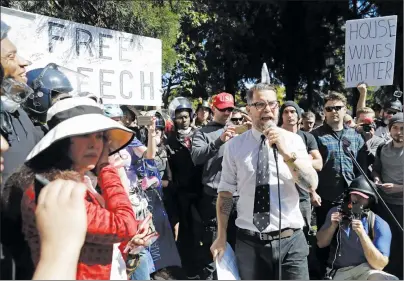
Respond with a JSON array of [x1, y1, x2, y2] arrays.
[[316, 176, 398, 280]]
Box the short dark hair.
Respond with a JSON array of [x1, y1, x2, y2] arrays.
[[246, 83, 277, 104], [302, 111, 315, 120], [324, 91, 347, 106]]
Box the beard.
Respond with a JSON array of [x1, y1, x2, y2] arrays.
[[392, 134, 404, 143]]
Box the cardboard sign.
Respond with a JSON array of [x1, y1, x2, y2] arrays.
[[345, 15, 397, 88], [1, 7, 162, 106]]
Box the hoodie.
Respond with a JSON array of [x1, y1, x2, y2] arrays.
[[191, 121, 226, 195]]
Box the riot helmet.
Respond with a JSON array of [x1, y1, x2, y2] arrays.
[[168, 97, 194, 121], [24, 63, 88, 116], [383, 90, 402, 112], [103, 104, 124, 119], [348, 175, 378, 204], [196, 100, 211, 112]]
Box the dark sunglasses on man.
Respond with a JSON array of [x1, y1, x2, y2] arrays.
[[216, 107, 234, 113], [325, 106, 344, 112], [231, 117, 243, 122]]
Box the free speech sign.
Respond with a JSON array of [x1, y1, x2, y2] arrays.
[[1, 7, 162, 106], [344, 15, 397, 88]]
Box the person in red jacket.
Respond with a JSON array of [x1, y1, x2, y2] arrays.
[[3, 97, 147, 280]]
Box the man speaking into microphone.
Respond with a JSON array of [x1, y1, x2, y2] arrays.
[[210, 83, 318, 280]]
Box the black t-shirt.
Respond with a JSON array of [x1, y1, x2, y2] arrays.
[[297, 130, 318, 153], [296, 130, 318, 201]]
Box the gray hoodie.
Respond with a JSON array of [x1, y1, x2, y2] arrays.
[[191, 121, 226, 195]]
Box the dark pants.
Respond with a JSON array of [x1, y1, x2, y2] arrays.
[[192, 191, 238, 279], [374, 203, 403, 280], [299, 199, 312, 239], [235, 229, 309, 280]]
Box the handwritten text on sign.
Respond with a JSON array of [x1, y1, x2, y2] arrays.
[[345, 16, 397, 88], [1, 7, 162, 106]]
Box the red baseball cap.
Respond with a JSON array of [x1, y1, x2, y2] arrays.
[[212, 92, 235, 110], [362, 117, 374, 124], [350, 191, 369, 199]]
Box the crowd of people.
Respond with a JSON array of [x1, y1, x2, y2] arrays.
[[0, 18, 403, 281]]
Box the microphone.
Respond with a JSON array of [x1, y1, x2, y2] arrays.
[[263, 121, 278, 151], [341, 137, 351, 153]]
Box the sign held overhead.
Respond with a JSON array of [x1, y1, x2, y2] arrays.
[[344, 15, 397, 88], [1, 7, 163, 106]]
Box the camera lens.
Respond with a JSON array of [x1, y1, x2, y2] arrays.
[[363, 124, 371, 132]]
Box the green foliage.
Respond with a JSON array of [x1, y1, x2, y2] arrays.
[[166, 0, 402, 111], [6, 0, 402, 107], [7, 0, 188, 73]]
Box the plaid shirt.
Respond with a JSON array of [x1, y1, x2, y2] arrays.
[[312, 124, 365, 201]]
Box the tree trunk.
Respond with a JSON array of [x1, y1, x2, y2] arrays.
[[307, 74, 313, 109], [285, 83, 296, 101]]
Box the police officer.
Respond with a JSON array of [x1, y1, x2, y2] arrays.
[[24, 63, 78, 133], [0, 20, 43, 280]]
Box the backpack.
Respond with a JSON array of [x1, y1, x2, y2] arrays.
[[367, 210, 376, 242]]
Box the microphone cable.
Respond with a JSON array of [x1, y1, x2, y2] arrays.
[[272, 145, 282, 280]]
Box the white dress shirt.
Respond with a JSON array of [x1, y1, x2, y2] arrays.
[[218, 127, 309, 233]]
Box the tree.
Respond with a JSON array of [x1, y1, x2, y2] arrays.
[[5, 0, 188, 73]]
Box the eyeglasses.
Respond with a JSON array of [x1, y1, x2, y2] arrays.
[[386, 110, 398, 115], [231, 118, 243, 122], [325, 106, 344, 112], [216, 107, 234, 113], [249, 100, 279, 111]]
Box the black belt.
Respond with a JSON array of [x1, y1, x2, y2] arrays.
[[239, 228, 299, 241]]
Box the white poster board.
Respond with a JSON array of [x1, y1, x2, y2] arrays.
[[1, 7, 162, 106], [345, 15, 397, 88]]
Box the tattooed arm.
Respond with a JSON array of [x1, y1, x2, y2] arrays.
[[265, 127, 319, 193], [211, 140, 237, 261], [210, 191, 233, 261], [284, 157, 318, 193], [216, 191, 233, 238]]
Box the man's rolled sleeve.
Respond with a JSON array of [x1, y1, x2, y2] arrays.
[[217, 142, 237, 194]]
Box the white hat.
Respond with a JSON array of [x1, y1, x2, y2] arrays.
[[26, 97, 134, 161]]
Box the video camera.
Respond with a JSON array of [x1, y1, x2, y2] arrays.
[[335, 193, 366, 222]]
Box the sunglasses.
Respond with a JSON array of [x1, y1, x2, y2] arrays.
[[216, 107, 234, 113], [231, 118, 243, 122], [325, 106, 344, 112]]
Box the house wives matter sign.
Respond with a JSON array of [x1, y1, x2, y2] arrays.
[[345, 15, 397, 88], [1, 7, 162, 106]]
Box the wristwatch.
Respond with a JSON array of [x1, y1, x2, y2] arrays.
[[284, 152, 297, 164]]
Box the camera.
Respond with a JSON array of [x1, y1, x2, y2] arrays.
[[362, 124, 372, 132], [336, 193, 364, 221]]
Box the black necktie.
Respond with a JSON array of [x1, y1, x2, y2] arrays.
[[253, 135, 271, 232]]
